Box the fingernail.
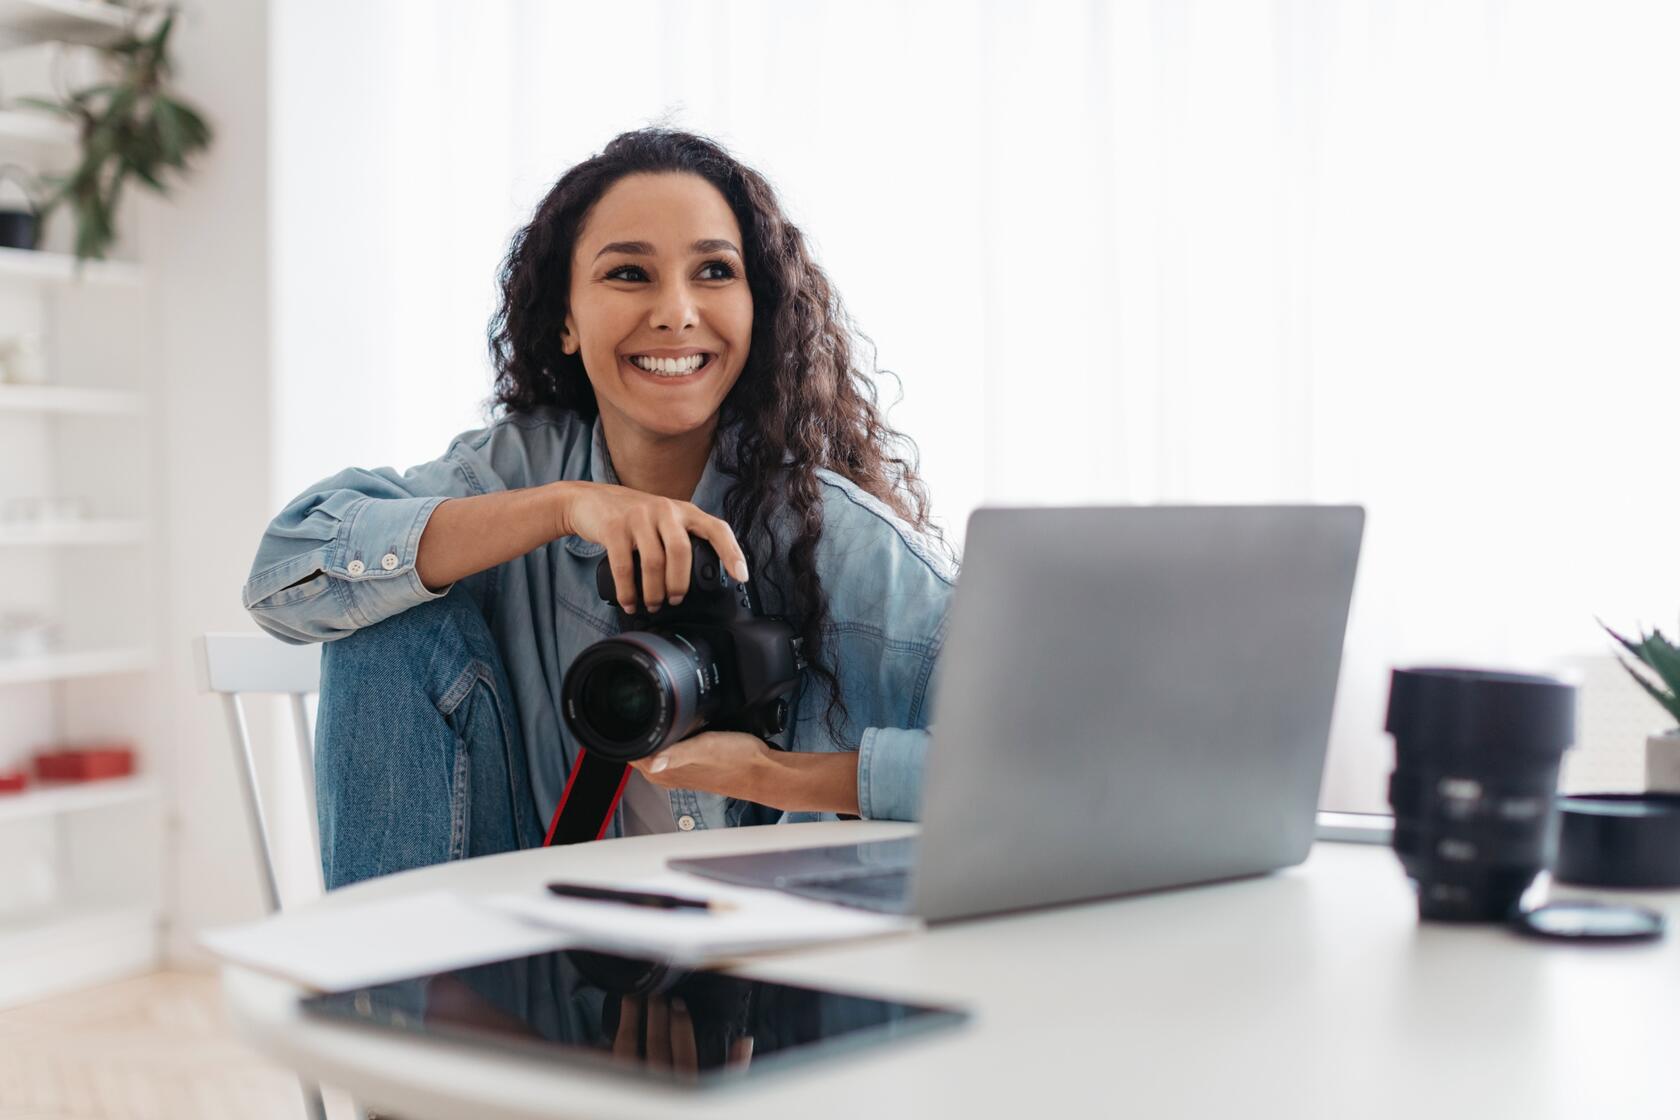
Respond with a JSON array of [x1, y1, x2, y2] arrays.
[[669, 595, 684, 606], [650, 756, 669, 773], [648, 602, 661, 612]]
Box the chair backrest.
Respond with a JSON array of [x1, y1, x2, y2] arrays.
[[194, 632, 323, 916]]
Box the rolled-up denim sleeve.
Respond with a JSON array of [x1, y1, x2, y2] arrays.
[[241, 452, 483, 644], [854, 631, 945, 822], [856, 726, 930, 821]]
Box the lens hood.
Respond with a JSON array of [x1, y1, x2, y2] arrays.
[[1386, 666, 1576, 760]]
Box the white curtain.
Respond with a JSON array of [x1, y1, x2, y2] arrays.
[[273, 0, 1680, 814]]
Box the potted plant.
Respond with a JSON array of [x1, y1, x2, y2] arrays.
[[1598, 618, 1680, 792], [13, 5, 212, 262]]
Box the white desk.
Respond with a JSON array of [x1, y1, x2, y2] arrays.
[[222, 821, 1680, 1120]]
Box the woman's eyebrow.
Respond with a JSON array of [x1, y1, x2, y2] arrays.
[[594, 238, 740, 260]]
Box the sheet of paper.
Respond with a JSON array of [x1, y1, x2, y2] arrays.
[[484, 872, 919, 963], [199, 889, 574, 992]]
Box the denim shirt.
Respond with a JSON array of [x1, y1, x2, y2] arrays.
[[241, 406, 956, 835]]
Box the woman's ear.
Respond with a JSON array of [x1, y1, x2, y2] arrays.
[[560, 313, 578, 355]]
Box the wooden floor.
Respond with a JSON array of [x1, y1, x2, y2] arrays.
[[0, 970, 359, 1120]]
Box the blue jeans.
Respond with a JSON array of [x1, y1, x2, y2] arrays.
[[315, 585, 545, 891]]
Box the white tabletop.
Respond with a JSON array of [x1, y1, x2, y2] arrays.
[[222, 820, 1680, 1120]]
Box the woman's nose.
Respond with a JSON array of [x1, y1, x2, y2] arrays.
[[650, 281, 699, 332]]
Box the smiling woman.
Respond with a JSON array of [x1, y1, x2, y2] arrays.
[[242, 128, 957, 891]]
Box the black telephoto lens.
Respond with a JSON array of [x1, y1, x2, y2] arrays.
[[563, 631, 724, 762], [1384, 666, 1576, 922]]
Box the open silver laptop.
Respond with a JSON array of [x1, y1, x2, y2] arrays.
[[668, 505, 1365, 923]]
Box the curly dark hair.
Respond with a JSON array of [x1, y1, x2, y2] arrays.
[[485, 126, 947, 742]]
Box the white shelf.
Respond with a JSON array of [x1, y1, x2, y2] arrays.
[[0, 0, 130, 49], [0, 108, 76, 147], [0, 518, 145, 544], [0, 245, 143, 285], [0, 383, 144, 414], [0, 774, 154, 824], [0, 647, 151, 686], [0, 903, 159, 1009]]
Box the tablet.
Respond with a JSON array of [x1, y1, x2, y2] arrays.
[[299, 946, 969, 1088]]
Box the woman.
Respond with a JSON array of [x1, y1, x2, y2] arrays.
[[243, 127, 956, 891]]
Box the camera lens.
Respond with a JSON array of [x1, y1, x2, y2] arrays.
[[580, 661, 660, 743], [1384, 666, 1576, 922], [562, 631, 723, 762]]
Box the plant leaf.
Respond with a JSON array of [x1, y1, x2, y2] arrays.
[[1599, 616, 1643, 658], [11, 96, 73, 118], [1617, 655, 1680, 724], [151, 97, 185, 163], [1637, 631, 1680, 695], [165, 99, 212, 149]]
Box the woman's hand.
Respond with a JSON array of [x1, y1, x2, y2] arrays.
[[551, 482, 749, 614], [629, 731, 862, 816], [628, 731, 773, 802], [611, 994, 753, 1075]]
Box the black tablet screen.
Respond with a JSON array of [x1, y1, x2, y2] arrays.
[[300, 947, 968, 1088]]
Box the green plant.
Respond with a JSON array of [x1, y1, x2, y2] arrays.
[[1599, 617, 1680, 728], [15, 5, 212, 261]]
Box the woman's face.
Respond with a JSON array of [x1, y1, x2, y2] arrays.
[[562, 172, 753, 441]]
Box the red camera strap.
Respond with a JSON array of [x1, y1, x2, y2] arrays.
[[543, 751, 633, 846]]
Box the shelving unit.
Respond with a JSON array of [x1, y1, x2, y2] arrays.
[[0, 903, 157, 1007], [0, 383, 144, 413], [0, 647, 151, 686], [0, 774, 156, 825], [0, 244, 145, 285], [0, 517, 145, 544], [0, 106, 75, 145], [0, 0, 161, 1010], [0, 0, 128, 49]]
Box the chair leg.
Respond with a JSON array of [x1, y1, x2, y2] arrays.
[[301, 1079, 328, 1120], [303, 1079, 374, 1120]]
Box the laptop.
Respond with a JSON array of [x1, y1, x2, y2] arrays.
[[669, 505, 1365, 923]]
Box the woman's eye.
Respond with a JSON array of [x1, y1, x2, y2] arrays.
[[605, 260, 737, 282]]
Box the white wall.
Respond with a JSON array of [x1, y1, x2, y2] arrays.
[[267, 0, 1680, 828], [132, 0, 275, 963]]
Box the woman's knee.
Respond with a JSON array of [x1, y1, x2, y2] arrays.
[[320, 587, 500, 706]]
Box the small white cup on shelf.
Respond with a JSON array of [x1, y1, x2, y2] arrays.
[[0, 332, 47, 385]]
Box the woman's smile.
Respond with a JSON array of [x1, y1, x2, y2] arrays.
[[620, 349, 719, 385]]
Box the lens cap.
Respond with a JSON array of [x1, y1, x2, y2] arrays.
[[1508, 900, 1666, 943]]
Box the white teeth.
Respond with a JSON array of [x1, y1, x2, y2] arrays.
[[628, 353, 707, 376]]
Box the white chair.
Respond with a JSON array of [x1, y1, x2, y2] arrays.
[[194, 631, 339, 1120], [194, 632, 324, 913]]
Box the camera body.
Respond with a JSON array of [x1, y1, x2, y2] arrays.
[[560, 538, 803, 763]]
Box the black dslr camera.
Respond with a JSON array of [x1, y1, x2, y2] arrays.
[[560, 537, 804, 763]]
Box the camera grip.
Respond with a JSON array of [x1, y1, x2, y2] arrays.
[[594, 535, 730, 606]]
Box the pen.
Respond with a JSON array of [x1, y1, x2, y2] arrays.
[[545, 881, 737, 912]]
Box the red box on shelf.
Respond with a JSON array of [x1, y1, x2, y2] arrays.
[[0, 769, 28, 794], [32, 744, 136, 782]]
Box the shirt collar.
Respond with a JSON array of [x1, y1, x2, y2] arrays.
[[562, 415, 737, 558]]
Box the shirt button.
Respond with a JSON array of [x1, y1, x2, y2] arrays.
[[677, 814, 696, 831], [346, 559, 366, 576], [381, 553, 399, 571]]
